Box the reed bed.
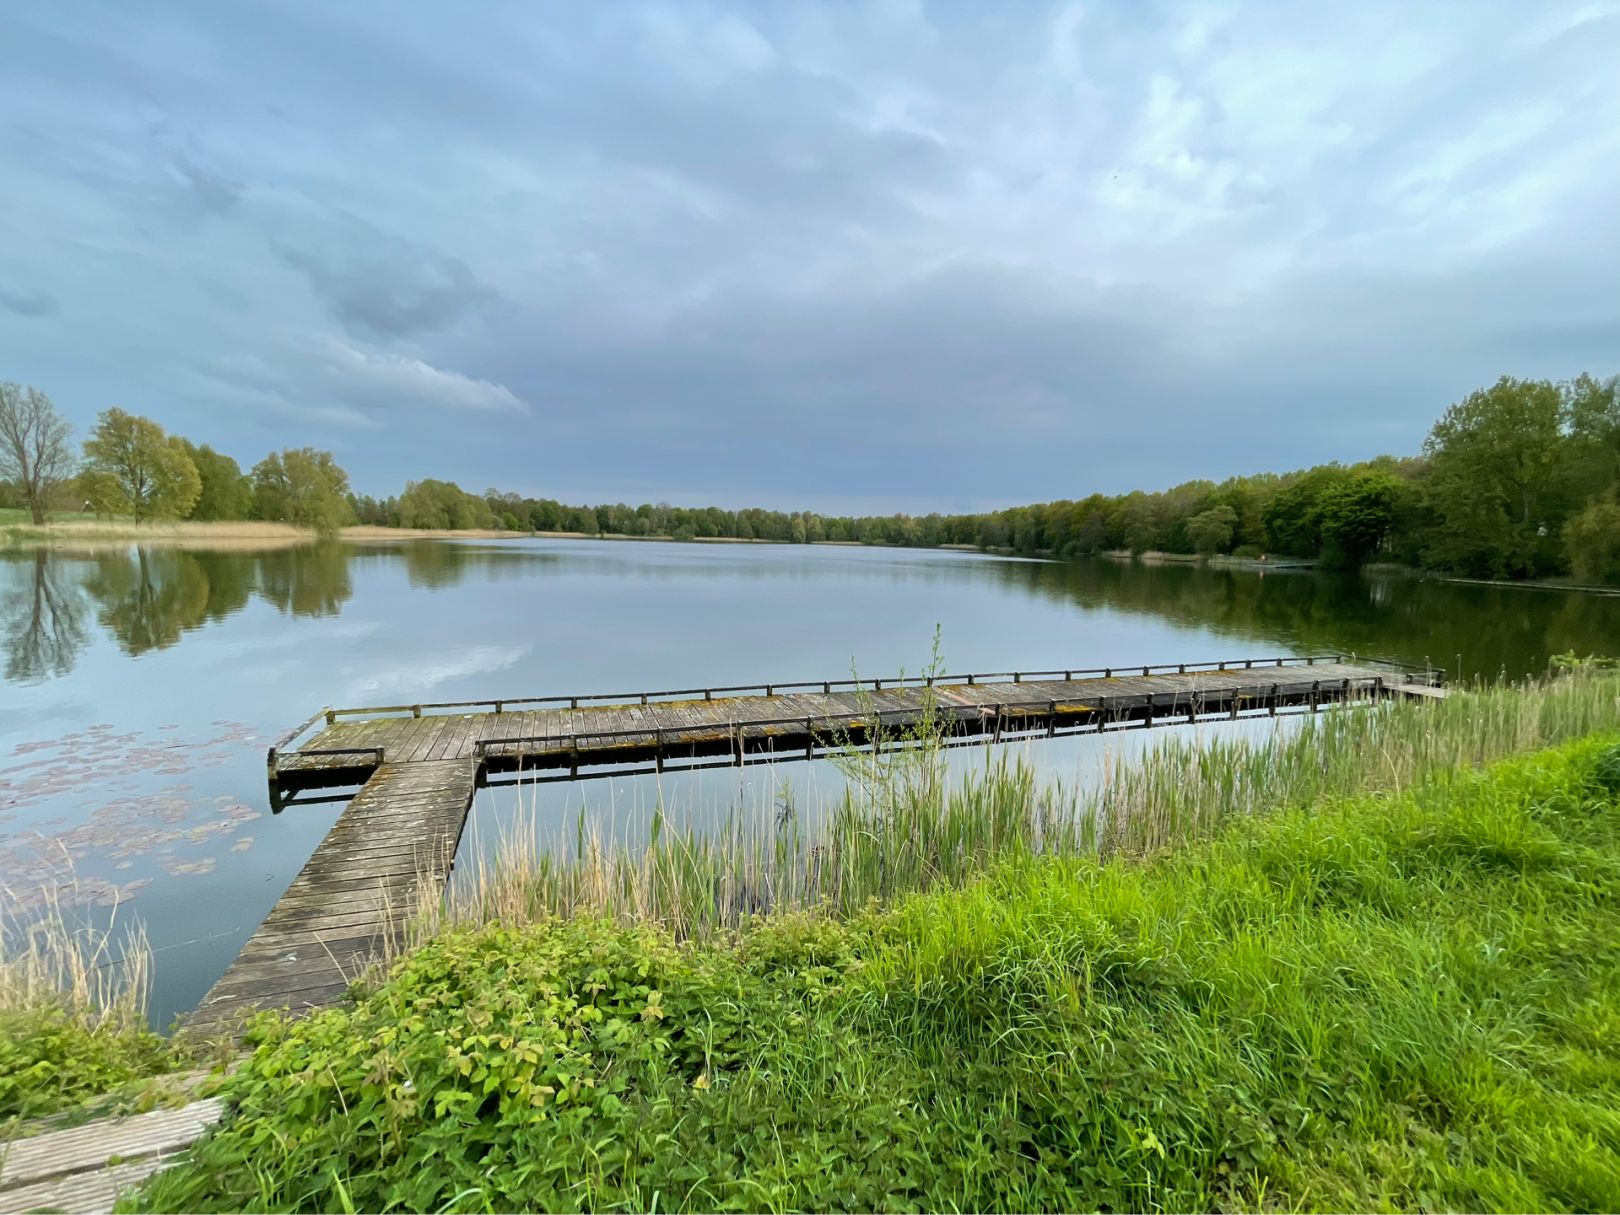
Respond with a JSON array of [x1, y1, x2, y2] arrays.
[[425, 669, 1620, 940], [0, 888, 180, 1120]]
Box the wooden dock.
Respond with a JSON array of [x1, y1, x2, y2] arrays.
[[268, 655, 1441, 791], [187, 760, 476, 1036], [189, 655, 1440, 1033]]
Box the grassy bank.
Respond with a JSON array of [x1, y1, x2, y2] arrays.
[[0, 902, 188, 1124], [133, 733, 1620, 1212]]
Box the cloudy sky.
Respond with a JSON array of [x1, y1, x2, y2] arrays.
[[2, 2, 1617, 512]]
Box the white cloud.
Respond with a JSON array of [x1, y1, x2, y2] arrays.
[[318, 339, 527, 413]]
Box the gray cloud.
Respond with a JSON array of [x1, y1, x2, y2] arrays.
[[0, 0, 1616, 509], [0, 286, 56, 318], [272, 215, 498, 341]]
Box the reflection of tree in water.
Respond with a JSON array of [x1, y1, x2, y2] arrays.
[[996, 558, 1620, 680], [83, 549, 214, 655], [391, 540, 562, 590], [253, 542, 353, 617], [401, 540, 471, 589], [0, 550, 91, 681], [1, 544, 357, 675]]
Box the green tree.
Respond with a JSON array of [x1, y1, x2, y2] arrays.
[[81, 409, 200, 522], [1184, 505, 1238, 555], [1262, 466, 1349, 557], [1564, 495, 1620, 586], [1316, 473, 1404, 567], [252, 448, 353, 535], [181, 441, 252, 520], [396, 479, 492, 530], [1422, 376, 1568, 577], [0, 382, 75, 524], [1566, 373, 1620, 505]]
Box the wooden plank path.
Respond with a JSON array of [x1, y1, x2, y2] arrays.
[[187, 759, 477, 1037], [193, 655, 1441, 1035], [269, 656, 1442, 790], [0, 1097, 223, 1214]]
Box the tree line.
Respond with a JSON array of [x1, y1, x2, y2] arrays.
[[0, 392, 355, 534], [3, 371, 1617, 582]]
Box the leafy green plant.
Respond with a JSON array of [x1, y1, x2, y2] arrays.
[[0, 900, 186, 1122]]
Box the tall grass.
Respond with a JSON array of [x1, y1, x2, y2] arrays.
[[0, 890, 182, 1120], [426, 670, 1620, 940], [0, 891, 150, 1023]]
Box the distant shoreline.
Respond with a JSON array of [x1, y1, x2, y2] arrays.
[[6, 519, 1618, 595], [0, 517, 947, 553]]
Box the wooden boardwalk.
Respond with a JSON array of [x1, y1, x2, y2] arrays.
[[189, 655, 1440, 1034], [187, 759, 476, 1036], [0, 1095, 223, 1214], [269, 656, 1439, 790]]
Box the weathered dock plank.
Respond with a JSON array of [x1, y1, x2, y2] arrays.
[[0, 1097, 225, 1215], [187, 758, 476, 1036]]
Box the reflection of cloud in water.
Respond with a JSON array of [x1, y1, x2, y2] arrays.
[[204, 620, 380, 663], [344, 644, 530, 702]]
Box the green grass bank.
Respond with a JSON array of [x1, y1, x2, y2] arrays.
[[131, 732, 1620, 1212]]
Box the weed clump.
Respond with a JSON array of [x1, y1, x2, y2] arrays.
[[0, 905, 184, 1122]]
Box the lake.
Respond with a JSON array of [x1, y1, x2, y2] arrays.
[[3, 537, 1617, 1026]]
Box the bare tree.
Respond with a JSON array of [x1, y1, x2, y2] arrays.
[[0, 382, 74, 524]]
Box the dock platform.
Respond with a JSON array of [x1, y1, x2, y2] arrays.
[[190, 655, 1441, 1032]]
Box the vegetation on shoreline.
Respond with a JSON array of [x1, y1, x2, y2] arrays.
[[134, 732, 1620, 1212], [1, 669, 1612, 1207], [6, 371, 1618, 580], [428, 669, 1620, 938], [0, 901, 187, 1123]]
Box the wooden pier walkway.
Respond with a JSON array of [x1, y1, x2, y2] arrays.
[[190, 655, 1440, 1033], [268, 655, 1440, 790], [187, 760, 476, 1036]]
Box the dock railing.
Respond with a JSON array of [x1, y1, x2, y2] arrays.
[[267, 653, 1445, 778], [471, 672, 1396, 769]]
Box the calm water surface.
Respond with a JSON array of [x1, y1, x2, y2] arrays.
[[3, 538, 1617, 1025]]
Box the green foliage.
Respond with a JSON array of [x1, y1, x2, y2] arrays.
[[1185, 504, 1238, 555], [138, 738, 1620, 1212], [1424, 376, 1568, 577], [1564, 495, 1620, 586], [181, 442, 252, 521], [1262, 465, 1349, 557], [251, 448, 353, 535], [0, 1004, 179, 1121], [396, 479, 494, 531], [1567, 373, 1620, 504], [81, 409, 201, 523], [1317, 472, 1405, 567]]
